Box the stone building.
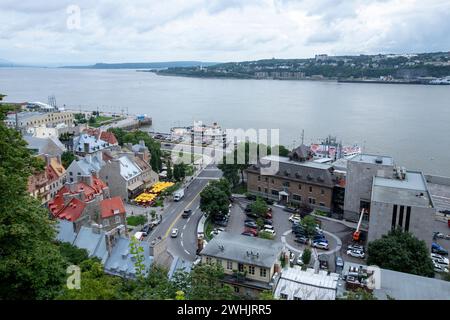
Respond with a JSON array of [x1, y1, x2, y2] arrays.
[[200, 232, 284, 298], [246, 145, 344, 212]]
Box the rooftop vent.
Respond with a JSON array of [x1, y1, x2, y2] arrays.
[[375, 157, 383, 164]]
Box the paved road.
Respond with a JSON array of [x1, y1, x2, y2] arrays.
[[148, 163, 223, 261]]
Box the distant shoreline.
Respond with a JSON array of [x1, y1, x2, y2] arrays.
[[153, 71, 450, 85]]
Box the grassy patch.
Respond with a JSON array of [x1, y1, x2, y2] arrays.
[[126, 215, 147, 226], [314, 210, 328, 217], [204, 217, 214, 241]]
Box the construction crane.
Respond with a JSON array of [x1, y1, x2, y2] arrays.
[[352, 208, 367, 242]]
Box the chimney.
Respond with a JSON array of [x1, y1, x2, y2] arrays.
[[84, 142, 90, 154]]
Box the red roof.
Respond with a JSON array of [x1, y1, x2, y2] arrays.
[[100, 131, 118, 145], [100, 196, 126, 218], [92, 176, 108, 193], [57, 198, 86, 222]]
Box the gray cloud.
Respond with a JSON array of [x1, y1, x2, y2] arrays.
[[0, 0, 449, 64]]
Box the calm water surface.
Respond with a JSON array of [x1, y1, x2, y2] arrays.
[[1, 68, 449, 176]]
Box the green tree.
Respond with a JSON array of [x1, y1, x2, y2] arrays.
[[88, 115, 96, 125], [271, 145, 290, 157], [0, 93, 5, 101], [108, 128, 163, 172], [0, 106, 67, 299], [200, 180, 230, 220], [166, 161, 173, 180], [173, 162, 187, 182], [301, 215, 318, 238], [57, 259, 127, 300], [259, 290, 275, 300], [301, 248, 312, 265], [340, 288, 377, 300], [250, 197, 268, 216], [57, 242, 89, 266], [367, 229, 434, 277], [61, 151, 76, 169], [176, 263, 235, 300], [129, 237, 146, 282], [218, 162, 240, 187]]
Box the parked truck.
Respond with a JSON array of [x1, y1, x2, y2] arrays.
[[173, 188, 185, 201]]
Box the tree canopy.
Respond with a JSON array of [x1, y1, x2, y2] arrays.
[[200, 179, 231, 220], [107, 128, 162, 172], [0, 105, 67, 299], [367, 229, 434, 277]]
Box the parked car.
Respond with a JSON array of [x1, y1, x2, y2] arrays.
[[264, 219, 273, 225], [244, 204, 252, 212], [141, 224, 152, 236], [265, 212, 272, 219], [134, 231, 145, 241], [289, 214, 301, 223], [433, 261, 449, 273], [246, 194, 257, 201], [262, 229, 276, 236], [432, 242, 448, 255], [431, 253, 449, 265], [335, 256, 344, 268], [182, 209, 192, 218], [171, 228, 179, 238], [245, 218, 255, 224], [296, 256, 304, 266], [312, 241, 329, 250], [284, 207, 298, 213], [346, 249, 365, 259], [347, 244, 365, 252], [313, 235, 328, 243], [264, 199, 275, 205], [244, 221, 258, 228], [294, 236, 309, 245], [244, 228, 258, 236], [241, 232, 256, 237], [246, 212, 258, 219], [264, 224, 274, 230]]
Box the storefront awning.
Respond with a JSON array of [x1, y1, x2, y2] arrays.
[[127, 180, 144, 191]]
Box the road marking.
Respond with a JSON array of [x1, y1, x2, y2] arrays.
[[181, 239, 184, 248], [163, 190, 204, 239], [184, 249, 190, 255], [183, 225, 187, 231], [194, 177, 221, 180]]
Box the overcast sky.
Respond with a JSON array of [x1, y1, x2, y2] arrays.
[[1, 0, 449, 65]]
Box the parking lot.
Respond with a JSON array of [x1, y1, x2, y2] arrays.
[[223, 198, 368, 272]]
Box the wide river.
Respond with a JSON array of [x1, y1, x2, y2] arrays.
[[1, 67, 449, 176]]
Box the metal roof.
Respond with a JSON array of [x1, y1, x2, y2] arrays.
[[200, 232, 284, 268]]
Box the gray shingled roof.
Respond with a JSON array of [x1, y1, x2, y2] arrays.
[[249, 155, 337, 187], [200, 232, 284, 268]]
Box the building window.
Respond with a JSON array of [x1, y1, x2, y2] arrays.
[[319, 202, 325, 207], [265, 177, 268, 182], [216, 259, 222, 266], [271, 190, 279, 196], [405, 206, 411, 231], [264, 188, 268, 194], [115, 215, 121, 223], [280, 293, 288, 300], [271, 178, 274, 184], [238, 263, 244, 272], [293, 296, 302, 300], [298, 184, 302, 190], [234, 287, 240, 293], [309, 197, 316, 205], [258, 175, 261, 181], [248, 266, 255, 275], [206, 257, 212, 264], [293, 194, 301, 201], [391, 205, 398, 230], [260, 268, 267, 278], [227, 261, 233, 270], [283, 181, 290, 187], [103, 219, 110, 227], [399, 205, 404, 227], [258, 187, 261, 192], [309, 186, 313, 193], [321, 189, 325, 195], [69, 172, 73, 176]]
